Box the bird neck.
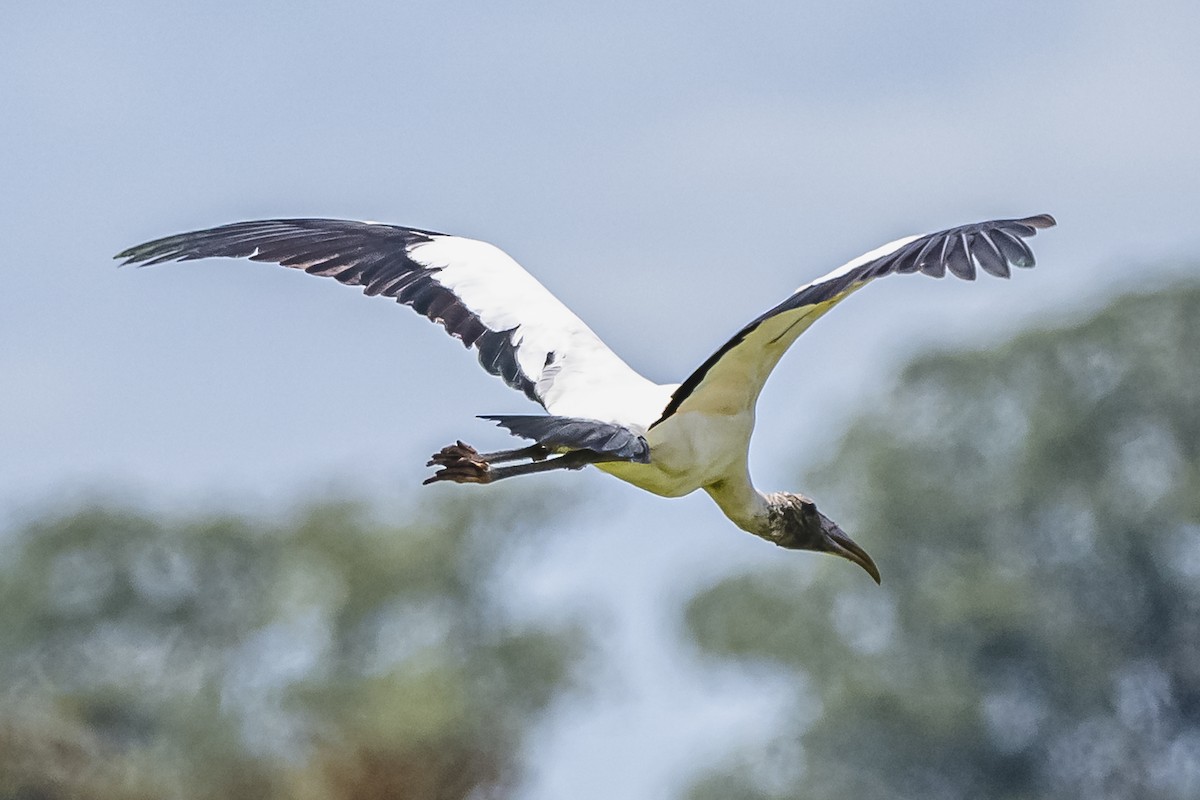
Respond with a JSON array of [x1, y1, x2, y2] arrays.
[[704, 479, 775, 540]]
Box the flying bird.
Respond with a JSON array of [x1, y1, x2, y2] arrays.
[[117, 213, 1055, 582]]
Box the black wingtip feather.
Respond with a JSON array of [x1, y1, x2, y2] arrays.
[[1021, 213, 1057, 229], [973, 231, 1010, 278], [918, 235, 948, 278], [944, 233, 975, 280]]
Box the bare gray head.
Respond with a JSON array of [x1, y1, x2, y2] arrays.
[[763, 492, 881, 583]]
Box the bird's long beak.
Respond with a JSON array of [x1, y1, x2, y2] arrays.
[[823, 520, 881, 584]]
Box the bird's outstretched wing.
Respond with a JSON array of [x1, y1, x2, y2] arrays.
[[652, 214, 1056, 426], [116, 218, 655, 413]]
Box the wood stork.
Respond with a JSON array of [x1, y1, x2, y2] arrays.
[[117, 213, 1055, 582]]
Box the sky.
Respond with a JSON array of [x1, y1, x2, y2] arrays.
[[3, 1, 1200, 797]]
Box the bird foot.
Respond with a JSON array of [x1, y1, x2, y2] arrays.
[[423, 441, 493, 485]]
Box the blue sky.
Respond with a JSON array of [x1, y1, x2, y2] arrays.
[[3, 1, 1199, 796]]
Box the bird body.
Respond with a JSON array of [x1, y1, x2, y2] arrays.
[[118, 213, 1055, 582], [605, 405, 757, 498]]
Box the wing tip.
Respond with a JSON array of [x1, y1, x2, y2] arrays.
[[113, 245, 147, 265], [1020, 213, 1057, 230]]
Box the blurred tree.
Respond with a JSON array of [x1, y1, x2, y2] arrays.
[[0, 493, 583, 800], [685, 283, 1200, 800]]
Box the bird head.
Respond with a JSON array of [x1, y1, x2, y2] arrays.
[[765, 492, 880, 584]]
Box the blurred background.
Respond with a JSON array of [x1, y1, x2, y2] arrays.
[[3, 2, 1199, 798]]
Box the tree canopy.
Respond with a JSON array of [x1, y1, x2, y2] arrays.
[[0, 495, 582, 800], [685, 282, 1200, 800]]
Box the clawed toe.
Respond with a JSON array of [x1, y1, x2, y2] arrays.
[[426, 441, 482, 467], [422, 466, 491, 485], [423, 441, 492, 485]]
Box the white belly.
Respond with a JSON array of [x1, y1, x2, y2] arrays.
[[595, 409, 754, 498]]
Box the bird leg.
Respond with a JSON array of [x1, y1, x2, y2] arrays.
[[478, 443, 552, 464], [423, 441, 604, 486], [427, 440, 549, 468]]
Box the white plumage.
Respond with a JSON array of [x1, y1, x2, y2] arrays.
[[118, 213, 1055, 581]]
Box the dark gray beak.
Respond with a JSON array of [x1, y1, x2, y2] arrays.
[[821, 516, 881, 584]]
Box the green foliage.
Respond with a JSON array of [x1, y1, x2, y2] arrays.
[[686, 283, 1200, 800], [0, 494, 583, 800]]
